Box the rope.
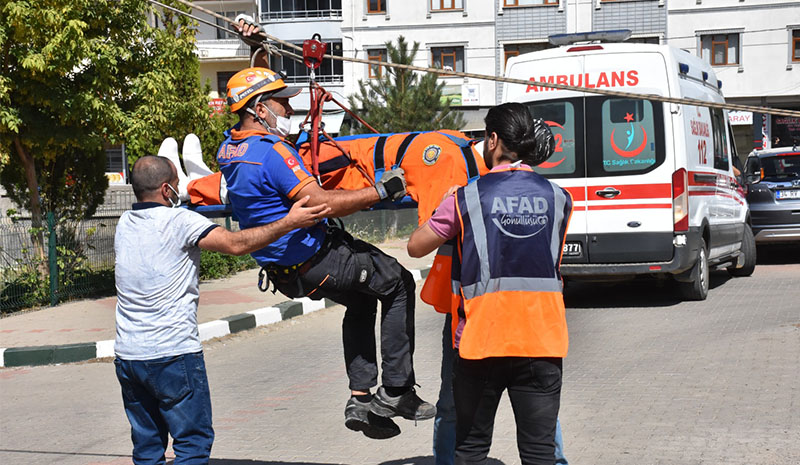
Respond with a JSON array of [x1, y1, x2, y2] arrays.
[[157, 0, 800, 119]]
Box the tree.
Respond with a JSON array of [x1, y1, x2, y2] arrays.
[[344, 36, 464, 134], [0, 0, 222, 258]]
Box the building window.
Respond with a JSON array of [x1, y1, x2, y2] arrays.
[[269, 40, 344, 84], [792, 29, 800, 62], [217, 71, 238, 97], [431, 0, 463, 11], [504, 0, 558, 6], [368, 49, 386, 78], [701, 33, 740, 66], [261, 0, 343, 20], [215, 11, 245, 39], [368, 0, 385, 13], [432, 46, 464, 73]]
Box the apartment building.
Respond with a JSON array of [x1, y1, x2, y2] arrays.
[[343, 1, 497, 133], [188, 1, 799, 149], [667, 0, 800, 154]]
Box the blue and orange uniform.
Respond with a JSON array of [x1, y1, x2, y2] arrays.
[[217, 126, 322, 266], [215, 125, 418, 396]]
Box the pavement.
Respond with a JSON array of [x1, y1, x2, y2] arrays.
[[0, 239, 433, 368], [1, 244, 798, 464]]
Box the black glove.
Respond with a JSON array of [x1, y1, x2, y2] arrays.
[[375, 167, 407, 201]]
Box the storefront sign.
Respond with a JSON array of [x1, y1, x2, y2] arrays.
[[461, 84, 480, 106], [209, 98, 225, 115], [728, 111, 752, 126], [440, 85, 462, 106]]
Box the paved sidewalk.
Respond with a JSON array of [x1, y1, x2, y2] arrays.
[[0, 239, 432, 367]]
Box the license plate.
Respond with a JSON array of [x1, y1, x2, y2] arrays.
[[776, 189, 800, 200], [563, 242, 582, 257]]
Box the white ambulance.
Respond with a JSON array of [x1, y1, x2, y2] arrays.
[[503, 32, 755, 300]]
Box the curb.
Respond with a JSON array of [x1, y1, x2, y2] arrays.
[[0, 266, 431, 368]]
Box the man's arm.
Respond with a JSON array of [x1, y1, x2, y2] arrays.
[[292, 168, 407, 218], [407, 223, 448, 258], [198, 196, 330, 256], [407, 186, 461, 257]]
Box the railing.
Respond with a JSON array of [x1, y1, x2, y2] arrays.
[[260, 9, 343, 21], [0, 213, 118, 312], [282, 74, 344, 85], [196, 39, 251, 58]]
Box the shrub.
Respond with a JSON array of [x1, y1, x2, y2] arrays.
[[199, 250, 257, 281]]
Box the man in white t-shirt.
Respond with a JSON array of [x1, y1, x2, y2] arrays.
[[114, 156, 329, 465]]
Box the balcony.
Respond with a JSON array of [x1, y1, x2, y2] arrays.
[[260, 9, 342, 21], [196, 39, 251, 60]]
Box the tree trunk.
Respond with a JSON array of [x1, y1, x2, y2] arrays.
[[13, 136, 46, 262]]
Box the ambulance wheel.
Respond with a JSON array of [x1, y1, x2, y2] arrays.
[[679, 237, 709, 301], [728, 225, 756, 277]]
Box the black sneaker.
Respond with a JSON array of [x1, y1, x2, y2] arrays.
[[344, 396, 401, 440], [369, 386, 436, 421]]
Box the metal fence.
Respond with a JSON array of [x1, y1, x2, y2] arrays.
[[0, 184, 419, 313], [0, 214, 118, 312]]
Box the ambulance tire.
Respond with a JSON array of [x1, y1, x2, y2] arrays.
[[679, 237, 709, 301], [727, 225, 756, 277]]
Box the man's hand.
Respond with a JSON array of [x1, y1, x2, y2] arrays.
[[233, 14, 260, 37], [375, 167, 407, 201], [441, 185, 460, 202], [284, 195, 331, 229]]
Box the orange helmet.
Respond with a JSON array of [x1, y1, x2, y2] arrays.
[[226, 67, 301, 112]]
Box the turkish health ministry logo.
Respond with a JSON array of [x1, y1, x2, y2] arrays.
[[610, 112, 648, 158]]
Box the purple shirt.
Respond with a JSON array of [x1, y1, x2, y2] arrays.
[[426, 162, 530, 349]]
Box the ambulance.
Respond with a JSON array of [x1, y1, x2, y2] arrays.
[[503, 32, 755, 300]]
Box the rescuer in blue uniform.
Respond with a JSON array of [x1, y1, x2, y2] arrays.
[[216, 67, 435, 440]]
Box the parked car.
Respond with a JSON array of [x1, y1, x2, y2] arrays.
[[744, 147, 800, 243]]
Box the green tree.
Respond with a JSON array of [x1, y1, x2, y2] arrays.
[[344, 36, 464, 134], [0, 0, 224, 258]]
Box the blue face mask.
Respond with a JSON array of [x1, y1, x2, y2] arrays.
[[166, 184, 182, 208]]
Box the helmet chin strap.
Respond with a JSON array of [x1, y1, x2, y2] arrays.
[[246, 94, 273, 132]]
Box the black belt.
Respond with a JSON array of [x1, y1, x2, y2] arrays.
[[267, 255, 315, 276]]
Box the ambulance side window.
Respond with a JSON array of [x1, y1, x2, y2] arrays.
[[593, 98, 663, 175], [525, 99, 582, 178], [711, 109, 729, 171]]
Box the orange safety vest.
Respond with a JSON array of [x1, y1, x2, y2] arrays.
[[451, 166, 573, 360], [420, 240, 459, 315]]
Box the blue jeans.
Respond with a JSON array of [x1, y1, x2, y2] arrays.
[[115, 352, 214, 465], [433, 315, 568, 465]]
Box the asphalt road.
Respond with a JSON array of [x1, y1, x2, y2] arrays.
[[1, 244, 798, 465]]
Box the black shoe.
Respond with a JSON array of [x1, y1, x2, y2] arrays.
[[344, 396, 401, 439], [370, 386, 436, 421]]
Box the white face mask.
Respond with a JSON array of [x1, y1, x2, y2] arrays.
[[166, 184, 182, 208], [264, 105, 291, 137]]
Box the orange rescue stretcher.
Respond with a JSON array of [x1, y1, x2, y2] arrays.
[[188, 129, 488, 225]]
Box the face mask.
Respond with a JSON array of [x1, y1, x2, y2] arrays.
[[264, 105, 291, 137], [166, 183, 181, 208]]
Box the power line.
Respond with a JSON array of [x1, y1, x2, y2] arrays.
[[154, 0, 800, 118]]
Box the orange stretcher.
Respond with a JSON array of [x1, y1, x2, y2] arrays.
[[188, 130, 488, 225], [295, 130, 488, 224]]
